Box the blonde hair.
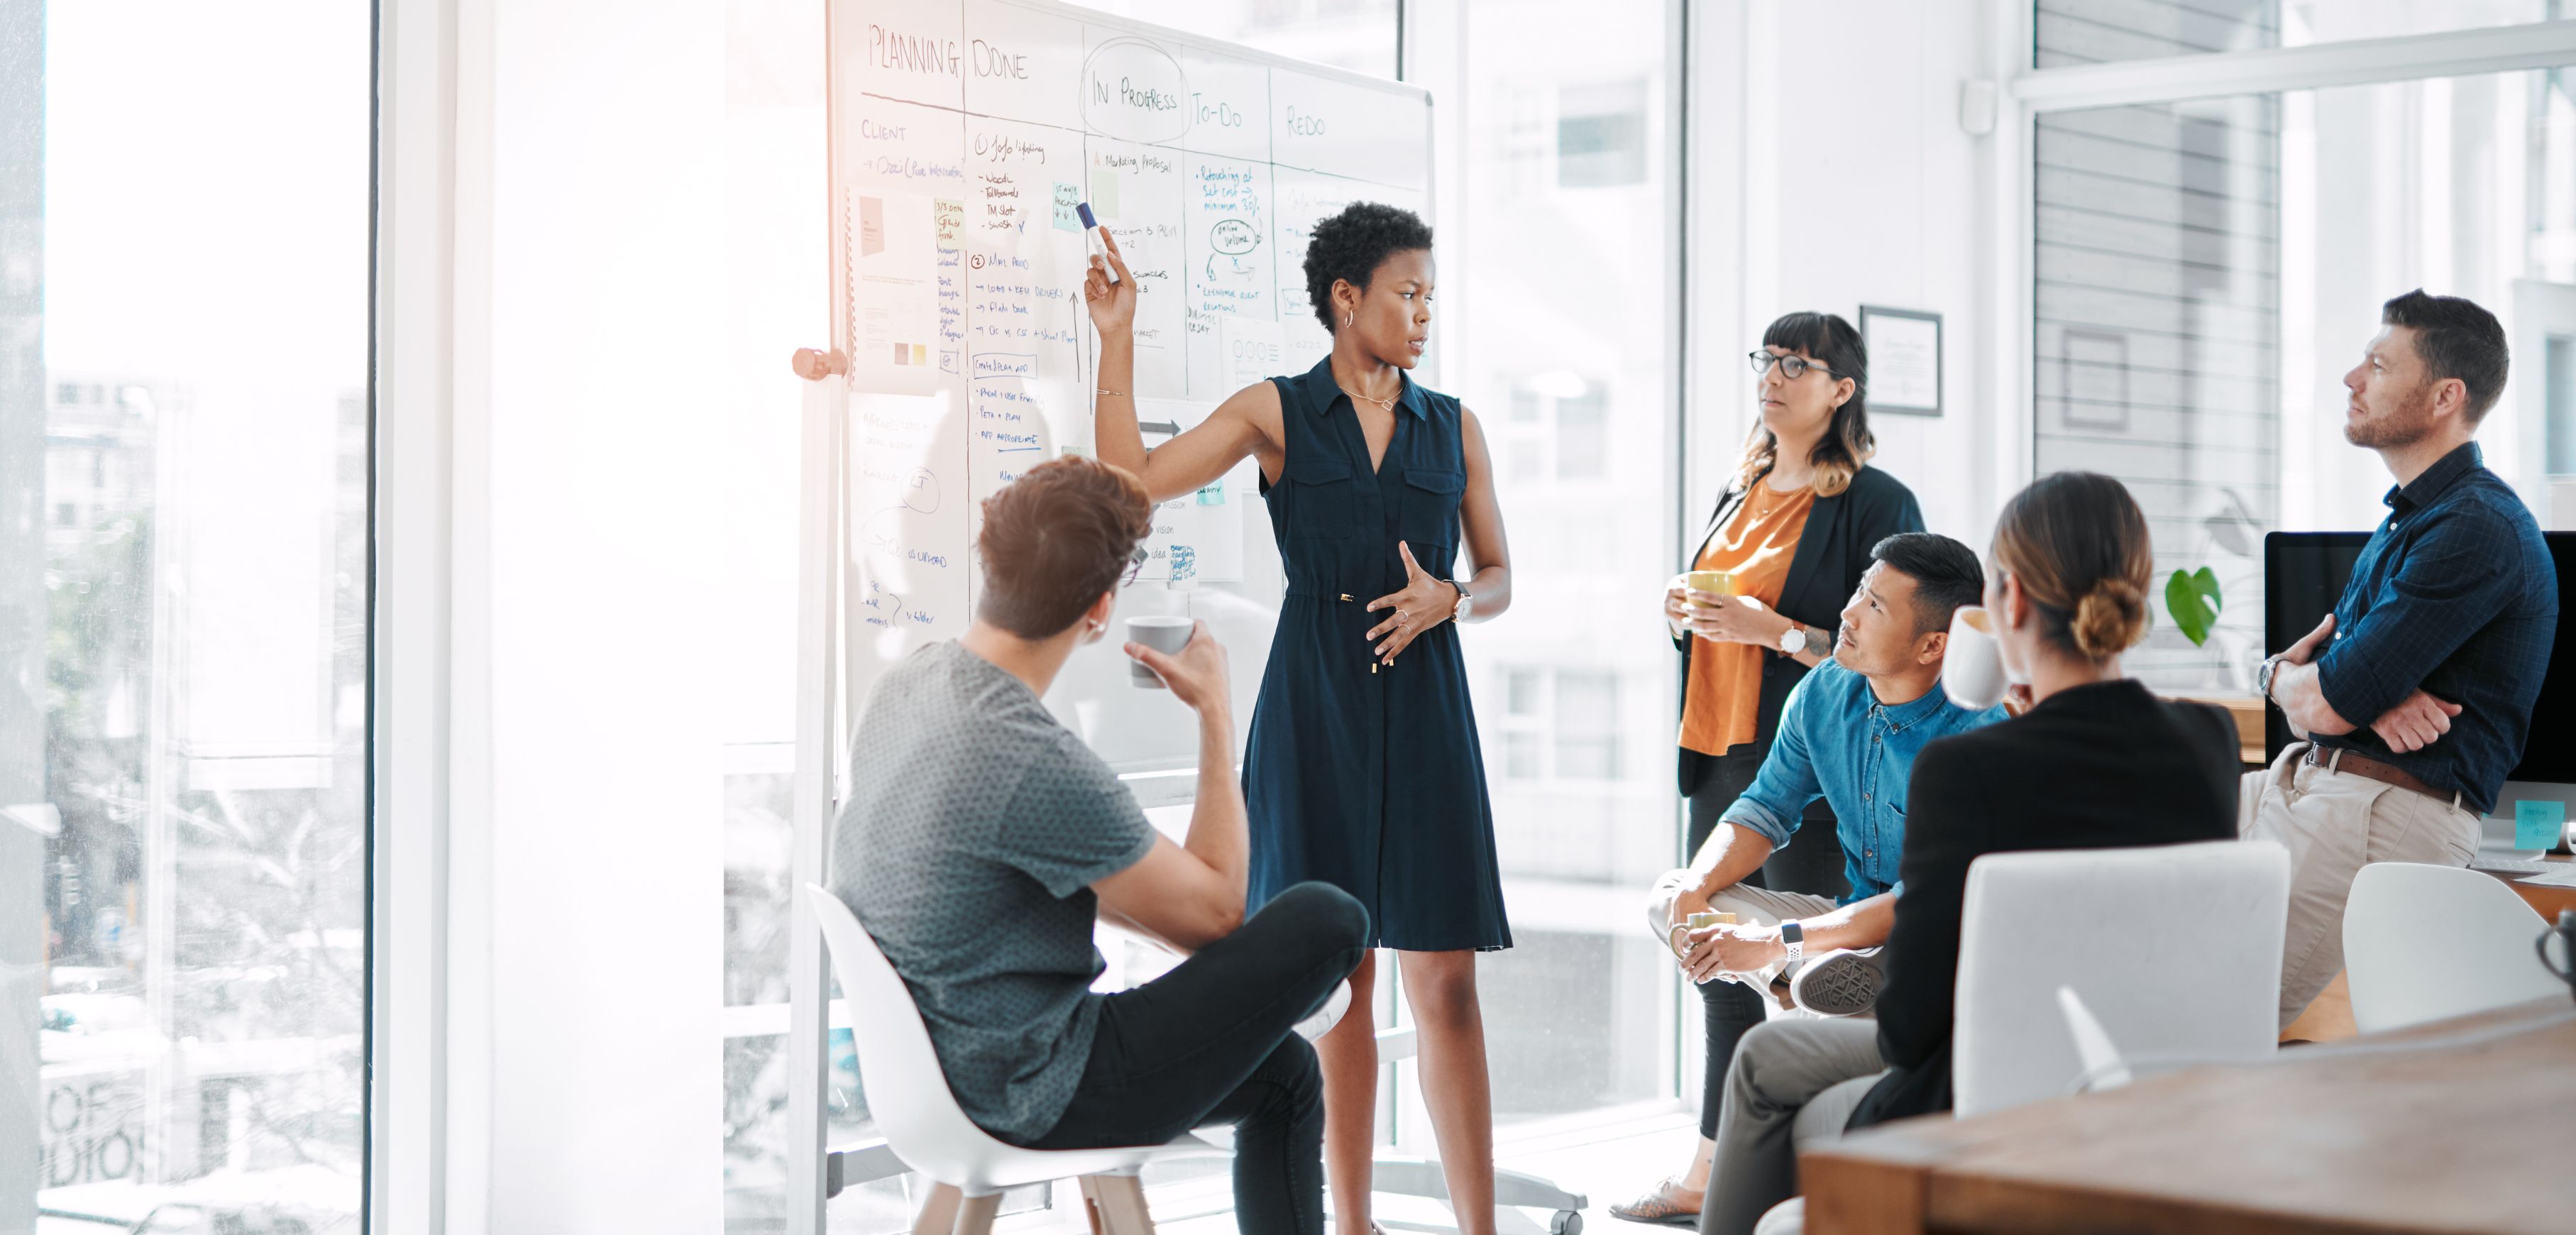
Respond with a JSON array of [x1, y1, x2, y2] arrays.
[[1991, 471, 2154, 659]]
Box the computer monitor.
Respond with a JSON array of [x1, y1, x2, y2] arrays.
[[2264, 530, 2572, 852]]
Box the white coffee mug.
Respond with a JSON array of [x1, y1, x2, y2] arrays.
[[1942, 605, 2009, 710], [1125, 616, 1194, 688]]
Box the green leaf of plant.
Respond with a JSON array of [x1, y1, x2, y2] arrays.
[[2165, 566, 2223, 647]]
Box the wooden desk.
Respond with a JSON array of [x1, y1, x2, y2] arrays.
[[2475, 852, 2576, 921], [1802, 998, 2576, 1235]]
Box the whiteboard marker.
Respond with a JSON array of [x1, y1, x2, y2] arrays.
[[1077, 202, 1120, 285]]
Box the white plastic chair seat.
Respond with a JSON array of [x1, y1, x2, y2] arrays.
[[2343, 862, 2560, 1033], [807, 884, 1226, 1197], [1953, 840, 2289, 1117]]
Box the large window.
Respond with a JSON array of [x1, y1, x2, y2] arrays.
[[2032, 7, 2576, 692], [1443, 0, 1681, 1125], [6, 2, 370, 1229]]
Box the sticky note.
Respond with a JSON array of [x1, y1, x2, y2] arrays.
[[858, 195, 886, 257], [1087, 168, 1120, 218], [932, 199, 964, 250], [2516, 799, 2567, 850], [1053, 183, 1081, 231], [1196, 481, 1225, 506]]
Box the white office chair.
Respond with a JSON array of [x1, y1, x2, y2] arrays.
[[805, 884, 1221, 1235], [1758, 843, 2291, 1235], [2343, 862, 2560, 1033], [1951, 840, 2289, 1116]]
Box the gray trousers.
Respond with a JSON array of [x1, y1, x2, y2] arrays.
[[1696, 1018, 1885, 1235]]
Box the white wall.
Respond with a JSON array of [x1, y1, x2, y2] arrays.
[[1692, 0, 2005, 549]]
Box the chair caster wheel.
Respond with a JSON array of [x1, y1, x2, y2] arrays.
[[1551, 1211, 1583, 1235]]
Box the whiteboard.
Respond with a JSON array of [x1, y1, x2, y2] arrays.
[[826, 0, 1433, 782]]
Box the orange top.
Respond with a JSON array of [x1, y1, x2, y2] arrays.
[[1678, 481, 1817, 757]]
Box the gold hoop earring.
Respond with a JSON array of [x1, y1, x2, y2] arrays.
[[1344, 312, 1353, 329]]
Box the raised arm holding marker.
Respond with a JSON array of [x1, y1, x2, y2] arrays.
[[1078, 202, 1120, 285]]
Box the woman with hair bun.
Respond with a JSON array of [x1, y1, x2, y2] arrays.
[[1843, 469, 2244, 1126], [1675, 472, 2245, 1235], [1083, 202, 1512, 1235]]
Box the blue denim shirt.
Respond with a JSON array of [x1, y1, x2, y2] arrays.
[[1718, 657, 2007, 905], [2311, 442, 2558, 815]]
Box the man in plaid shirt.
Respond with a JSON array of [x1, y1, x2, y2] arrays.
[[2251, 290, 2559, 1030]]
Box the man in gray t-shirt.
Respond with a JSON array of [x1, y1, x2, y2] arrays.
[[824, 456, 1365, 1235], [832, 640, 1160, 1140]]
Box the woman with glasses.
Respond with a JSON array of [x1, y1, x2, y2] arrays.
[[1611, 312, 1923, 1226], [1081, 203, 1515, 1235]]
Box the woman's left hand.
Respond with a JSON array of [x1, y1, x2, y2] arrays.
[[1365, 542, 1457, 666], [1684, 592, 1793, 649]]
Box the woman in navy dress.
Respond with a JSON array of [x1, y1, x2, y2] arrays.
[[1084, 203, 1514, 1235]]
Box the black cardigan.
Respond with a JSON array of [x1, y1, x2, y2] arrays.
[[1674, 464, 1924, 793], [1842, 680, 2242, 1130]]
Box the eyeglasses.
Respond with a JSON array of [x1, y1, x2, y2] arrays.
[[1748, 351, 1834, 381], [1120, 544, 1149, 588]]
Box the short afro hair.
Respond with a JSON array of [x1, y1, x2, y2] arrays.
[[1302, 202, 1433, 333]]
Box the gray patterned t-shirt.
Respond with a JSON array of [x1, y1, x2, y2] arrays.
[[829, 640, 1160, 1142]]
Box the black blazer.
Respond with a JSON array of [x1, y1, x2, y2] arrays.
[[1844, 680, 2241, 1130], [1674, 464, 1924, 793]]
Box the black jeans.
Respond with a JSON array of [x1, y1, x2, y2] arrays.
[[1016, 882, 1368, 1235], [1681, 741, 1848, 1139]]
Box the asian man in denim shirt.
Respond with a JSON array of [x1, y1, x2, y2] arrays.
[[1617, 533, 2004, 1227]]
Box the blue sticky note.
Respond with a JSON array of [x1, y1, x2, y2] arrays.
[[2516, 799, 2567, 850], [1053, 183, 1081, 231]]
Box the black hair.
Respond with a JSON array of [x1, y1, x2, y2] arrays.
[[1303, 202, 1434, 333], [2382, 290, 2510, 422], [1869, 532, 1986, 637], [1739, 312, 1876, 498]]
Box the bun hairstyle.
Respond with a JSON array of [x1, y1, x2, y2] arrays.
[[1990, 471, 2154, 660], [1736, 312, 1876, 498]]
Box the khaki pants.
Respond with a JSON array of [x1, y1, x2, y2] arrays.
[[1644, 869, 1839, 985], [2240, 742, 2480, 1029]]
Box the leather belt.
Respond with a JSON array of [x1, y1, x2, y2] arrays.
[[2303, 745, 2460, 808]]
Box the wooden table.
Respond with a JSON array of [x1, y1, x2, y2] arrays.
[[1802, 998, 2576, 1235], [2478, 852, 2576, 921]]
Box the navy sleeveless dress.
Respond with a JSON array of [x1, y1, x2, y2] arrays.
[[1243, 358, 1512, 953]]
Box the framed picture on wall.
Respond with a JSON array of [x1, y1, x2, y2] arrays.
[[1859, 305, 1942, 417]]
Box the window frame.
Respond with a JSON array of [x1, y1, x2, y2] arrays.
[[1993, 13, 2576, 516]]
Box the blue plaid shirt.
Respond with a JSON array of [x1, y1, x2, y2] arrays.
[[2312, 442, 2558, 816], [1718, 658, 2007, 904]]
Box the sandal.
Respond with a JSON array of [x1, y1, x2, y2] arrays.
[[1607, 1175, 1704, 1226]]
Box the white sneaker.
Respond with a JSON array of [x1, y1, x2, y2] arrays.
[[1294, 978, 1353, 1041], [1788, 948, 1883, 1018]]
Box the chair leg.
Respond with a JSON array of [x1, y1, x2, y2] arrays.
[[950, 1190, 1002, 1235], [1080, 1174, 1156, 1235], [910, 1183, 962, 1235]]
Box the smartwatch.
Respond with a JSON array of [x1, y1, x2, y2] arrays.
[[1448, 578, 1474, 622], [1778, 920, 1804, 965]]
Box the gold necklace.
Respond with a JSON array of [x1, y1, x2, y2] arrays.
[[1340, 385, 1399, 414]]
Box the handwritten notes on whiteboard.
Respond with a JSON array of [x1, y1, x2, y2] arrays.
[[831, 0, 1431, 685]]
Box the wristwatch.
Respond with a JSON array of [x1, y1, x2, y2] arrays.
[[1448, 578, 1474, 622], [2257, 653, 2286, 704], [1778, 919, 1805, 965], [1777, 622, 1828, 658]]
